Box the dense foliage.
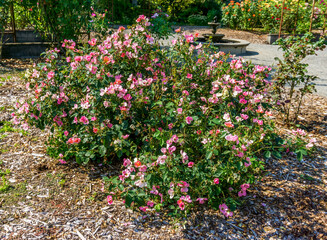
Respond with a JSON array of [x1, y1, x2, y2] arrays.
[[222, 0, 327, 33], [19, 0, 93, 41], [13, 16, 314, 216]]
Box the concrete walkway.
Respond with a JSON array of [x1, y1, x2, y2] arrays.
[[240, 44, 327, 97]]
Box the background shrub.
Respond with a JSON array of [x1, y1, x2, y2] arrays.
[[188, 14, 208, 25]]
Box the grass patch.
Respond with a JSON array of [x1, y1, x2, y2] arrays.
[[0, 149, 9, 154], [0, 105, 14, 112], [0, 121, 28, 136], [0, 133, 7, 140], [0, 121, 19, 133], [0, 168, 10, 176], [0, 181, 28, 206], [0, 176, 10, 193]]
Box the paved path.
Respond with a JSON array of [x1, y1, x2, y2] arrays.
[[241, 44, 327, 97]]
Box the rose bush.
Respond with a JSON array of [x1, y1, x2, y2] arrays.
[[13, 15, 313, 216]]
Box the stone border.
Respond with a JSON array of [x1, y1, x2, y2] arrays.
[[197, 38, 250, 55]]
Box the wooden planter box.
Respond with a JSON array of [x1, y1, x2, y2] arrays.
[[1, 30, 54, 58], [1, 30, 46, 43], [1, 42, 53, 58]]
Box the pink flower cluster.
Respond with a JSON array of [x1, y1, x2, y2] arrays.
[[219, 203, 233, 217], [67, 137, 81, 144], [177, 195, 192, 210], [238, 183, 250, 197]]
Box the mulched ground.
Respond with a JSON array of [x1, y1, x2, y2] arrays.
[[0, 56, 326, 240]]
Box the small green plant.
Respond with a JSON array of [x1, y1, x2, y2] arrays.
[[0, 168, 10, 176], [58, 178, 66, 187], [0, 176, 10, 192], [0, 134, 7, 140], [273, 33, 326, 125], [0, 121, 28, 136], [0, 121, 18, 133]]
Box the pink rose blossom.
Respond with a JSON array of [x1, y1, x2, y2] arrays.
[[238, 189, 247, 197], [196, 198, 208, 204], [107, 195, 113, 205], [214, 178, 220, 184], [177, 199, 185, 210], [186, 116, 193, 124], [47, 71, 54, 79], [79, 116, 89, 125], [147, 201, 154, 207], [139, 206, 148, 212], [59, 159, 67, 164], [244, 159, 251, 167]]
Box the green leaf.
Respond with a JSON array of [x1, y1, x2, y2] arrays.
[[135, 196, 145, 205], [154, 204, 162, 211], [213, 170, 222, 177], [272, 150, 282, 159], [153, 130, 161, 138], [125, 194, 133, 207], [154, 101, 163, 106], [99, 145, 107, 157], [206, 151, 213, 160], [296, 151, 303, 161], [236, 161, 242, 170], [212, 118, 220, 124], [110, 176, 119, 184], [118, 184, 124, 191], [264, 151, 271, 159]]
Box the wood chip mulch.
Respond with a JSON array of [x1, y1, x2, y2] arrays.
[[0, 59, 326, 240]]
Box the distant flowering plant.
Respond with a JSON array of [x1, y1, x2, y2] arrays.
[[87, 7, 112, 40], [13, 15, 314, 217], [222, 0, 325, 34], [148, 8, 173, 40]]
